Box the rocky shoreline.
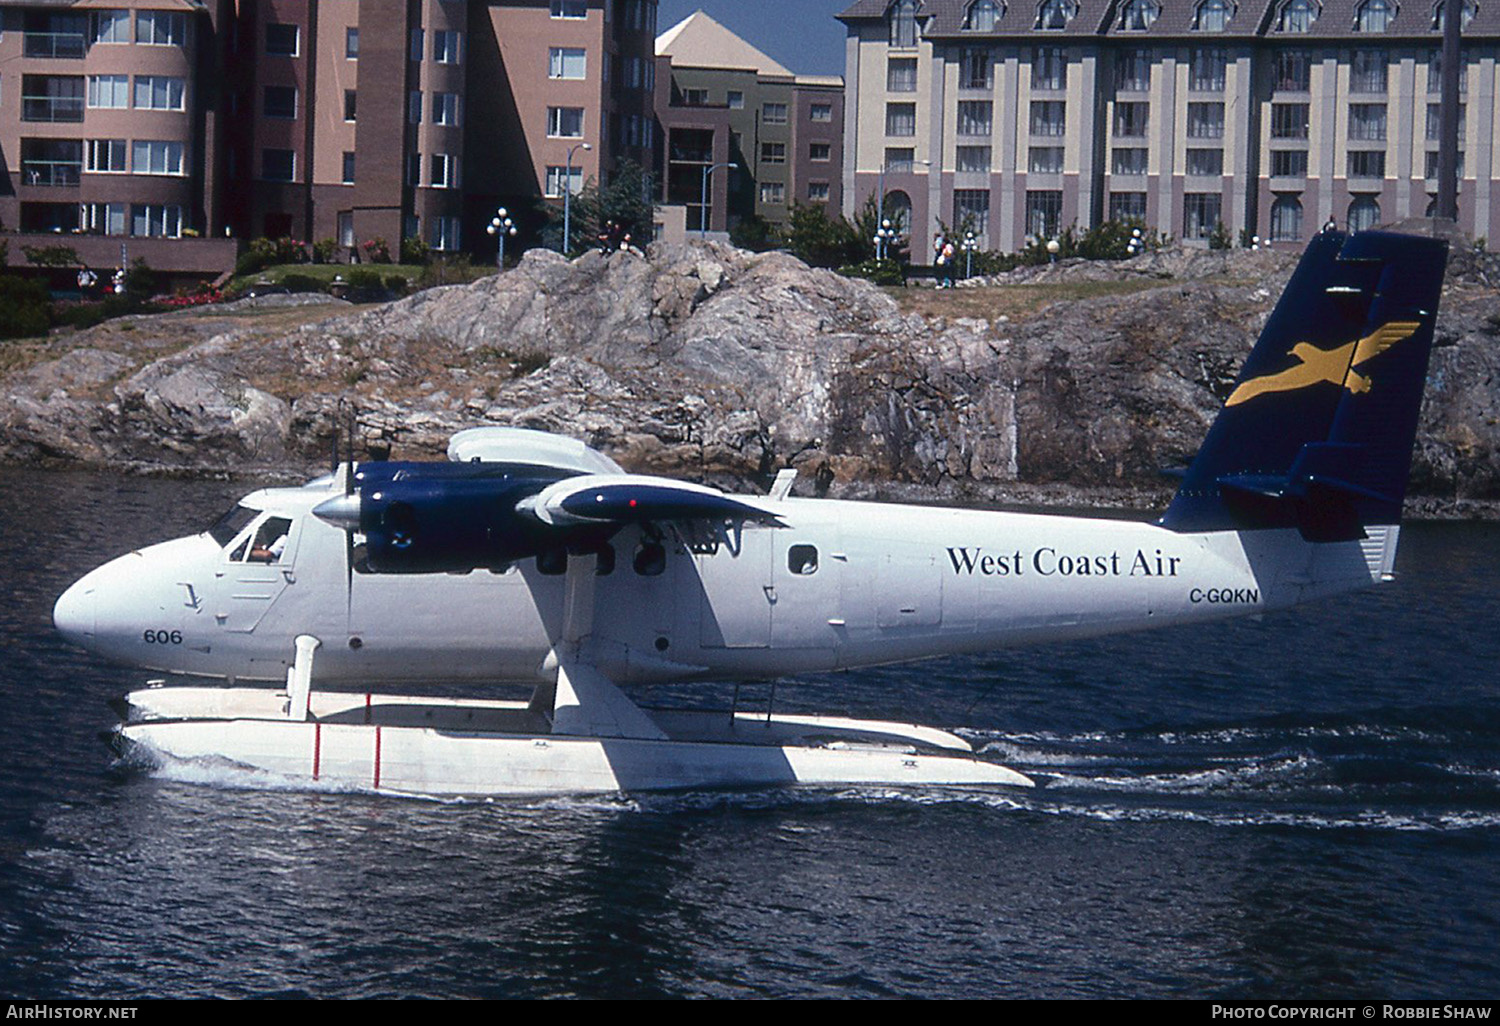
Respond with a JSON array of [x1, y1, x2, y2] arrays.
[[2, 239, 1497, 518]]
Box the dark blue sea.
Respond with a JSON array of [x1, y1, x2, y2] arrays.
[[2, 467, 1497, 999]]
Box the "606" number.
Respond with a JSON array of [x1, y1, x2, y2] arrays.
[[142, 629, 183, 645]]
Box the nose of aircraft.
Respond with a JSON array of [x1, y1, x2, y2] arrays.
[[53, 575, 97, 647]]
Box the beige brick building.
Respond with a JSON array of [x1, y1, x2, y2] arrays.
[[838, 0, 1500, 258]]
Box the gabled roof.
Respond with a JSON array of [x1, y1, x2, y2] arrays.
[[656, 10, 795, 77]]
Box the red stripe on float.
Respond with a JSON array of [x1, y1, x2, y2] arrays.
[[313, 721, 322, 780], [373, 725, 382, 789]]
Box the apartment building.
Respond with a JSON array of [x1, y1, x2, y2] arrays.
[[0, 0, 237, 277], [839, 0, 1500, 257], [655, 10, 843, 234]]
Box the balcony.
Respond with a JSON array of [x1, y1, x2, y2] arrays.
[[24, 31, 87, 59], [21, 161, 83, 187], [21, 96, 85, 122]]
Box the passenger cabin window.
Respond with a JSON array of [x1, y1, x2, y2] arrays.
[[788, 544, 819, 575]]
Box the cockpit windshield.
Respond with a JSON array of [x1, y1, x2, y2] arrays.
[[208, 504, 259, 547]]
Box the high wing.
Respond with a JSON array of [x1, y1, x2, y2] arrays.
[[314, 430, 780, 573]]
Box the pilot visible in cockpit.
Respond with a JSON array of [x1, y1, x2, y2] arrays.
[[247, 517, 292, 563]]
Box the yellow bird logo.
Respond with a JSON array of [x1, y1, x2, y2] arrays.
[[1224, 322, 1421, 407]]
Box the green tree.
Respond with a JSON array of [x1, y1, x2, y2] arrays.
[[784, 203, 864, 269], [572, 158, 657, 253], [730, 214, 782, 252], [0, 275, 52, 340]]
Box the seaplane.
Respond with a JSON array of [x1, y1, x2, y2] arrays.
[[54, 230, 1447, 796]]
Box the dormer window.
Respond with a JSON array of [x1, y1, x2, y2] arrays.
[[966, 0, 1001, 31], [1194, 0, 1236, 30], [1118, 0, 1161, 29], [1430, 0, 1476, 29], [890, 0, 920, 46], [1035, 0, 1077, 29], [1355, 0, 1397, 29], [1278, 0, 1320, 32]]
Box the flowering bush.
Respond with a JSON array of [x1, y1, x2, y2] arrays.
[[362, 237, 392, 264]]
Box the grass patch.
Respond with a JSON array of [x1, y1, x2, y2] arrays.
[[226, 263, 429, 294], [886, 278, 1178, 323]]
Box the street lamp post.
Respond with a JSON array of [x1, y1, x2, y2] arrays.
[[1046, 238, 1061, 264], [487, 207, 516, 269], [875, 157, 931, 261], [875, 218, 900, 259], [561, 141, 592, 257], [699, 161, 738, 238], [961, 230, 978, 279]]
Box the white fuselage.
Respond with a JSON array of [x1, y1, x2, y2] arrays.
[[53, 481, 1393, 687]]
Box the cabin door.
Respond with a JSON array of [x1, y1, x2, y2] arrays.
[[695, 526, 774, 648]]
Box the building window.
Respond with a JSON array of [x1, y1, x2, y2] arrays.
[[1271, 195, 1303, 240], [262, 149, 296, 181], [886, 102, 916, 137], [963, 48, 994, 89], [1118, 0, 1161, 30], [552, 0, 588, 17], [1278, 0, 1319, 31], [1026, 190, 1063, 237], [1194, 0, 1235, 30], [1347, 150, 1385, 177], [1030, 100, 1066, 136], [1431, 0, 1476, 29], [887, 58, 918, 92], [265, 23, 299, 56], [810, 102, 833, 122], [407, 152, 422, 186], [84, 202, 128, 236], [86, 139, 127, 173], [810, 142, 832, 161], [1190, 49, 1226, 91], [433, 93, 459, 125], [1035, 0, 1078, 29], [1113, 102, 1148, 137], [1183, 192, 1222, 239], [761, 142, 786, 164], [346, 27, 359, 59], [429, 216, 461, 252], [890, 0, 919, 46], [1424, 150, 1464, 178], [1271, 103, 1309, 138], [1028, 146, 1064, 173], [1117, 50, 1150, 91], [1186, 148, 1223, 175], [408, 90, 423, 123], [957, 145, 992, 172], [433, 30, 461, 63], [884, 147, 916, 173], [91, 10, 130, 44], [344, 90, 357, 121], [1354, 0, 1395, 29], [549, 47, 587, 79], [728, 91, 745, 109], [338, 212, 355, 247], [1032, 47, 1066, 90], [131, 204, 182, 238], [133, 76, 185, 111], [342, 152, 355, 184], [136, 11, 184, 46], [1275, 50, 1310, 90], [1270, 148, 1308, 175], [957, 100, 993, 136], [545, 165, 583, 197], [807, 181, 831, 202], [87, 75, 129, 110], [548, 106, 584, 137], [264, 85, 297, 119], [409, 28, 424, 62], [1426, 103, 1465, 140], [1112, 147, 1148, 174], [954, 189, 991, 235], [131, 140, 183, 175], [1110, 192, 1147, 220], [23, 76, 86, 123], [681, 88, 708, 106], [1349, 103, 1387, 141], [1427, 51, 1468, 94], [760, 182, 786, 204], [21, 139, 83, 186], [1187, 101, 1224, 138], [431, 153, 459, 188], [763, 102, 788, 124], [1351, 50, 1388, 92], [1348, 195, 1380, 230], [966, 0, 1001, 31]]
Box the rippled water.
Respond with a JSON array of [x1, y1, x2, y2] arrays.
[[2, 467, 1497, 998]]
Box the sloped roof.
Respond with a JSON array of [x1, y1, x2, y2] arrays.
[[656, 10, 795, 76]]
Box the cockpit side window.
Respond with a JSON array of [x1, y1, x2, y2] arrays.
[[246, 517, 293, 563], [208, 504, 258, 547]]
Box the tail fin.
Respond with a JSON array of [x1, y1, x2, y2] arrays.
[[1160, 231, 1447, 541]]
